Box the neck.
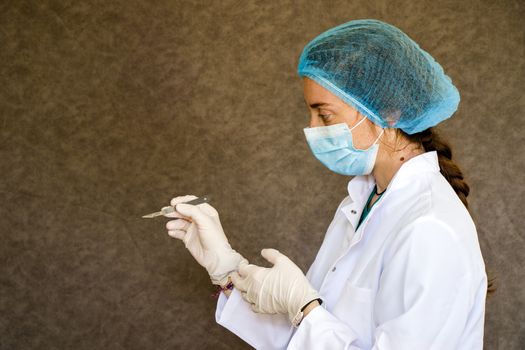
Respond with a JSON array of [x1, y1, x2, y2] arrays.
[[372, 146, 425, 193]]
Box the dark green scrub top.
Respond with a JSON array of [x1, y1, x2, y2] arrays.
[[356, 185, 384, 231]]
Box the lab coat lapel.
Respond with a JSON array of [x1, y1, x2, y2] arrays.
[[340, 175, 376, 234], [338, 151, 440, 249], [306, 176, 374, 292]]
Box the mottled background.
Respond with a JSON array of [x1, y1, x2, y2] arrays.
[[1, 0, 523, 349]]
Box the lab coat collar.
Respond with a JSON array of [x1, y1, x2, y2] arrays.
[[341, 151, 440, 229], [382, 150, 440, 192]]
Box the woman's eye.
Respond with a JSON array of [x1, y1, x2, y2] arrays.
[[319, 113, 333, 121]]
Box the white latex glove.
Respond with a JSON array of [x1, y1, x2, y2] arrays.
[[165, 195, 248, 286], [230, 248, 321, 325]]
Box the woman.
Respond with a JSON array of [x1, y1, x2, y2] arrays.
[[165, 19, 493, 349]]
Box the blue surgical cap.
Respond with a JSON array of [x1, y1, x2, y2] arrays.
[[297, 19, 460, 134]]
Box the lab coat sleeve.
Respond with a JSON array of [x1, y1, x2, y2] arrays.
[[215, 286, 295, 349], [287, 216, 473, 350]]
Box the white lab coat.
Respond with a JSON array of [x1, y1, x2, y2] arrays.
[[215, 151, 487, 349]]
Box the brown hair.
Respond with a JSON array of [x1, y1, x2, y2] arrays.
[[399, 127, 497, 299]]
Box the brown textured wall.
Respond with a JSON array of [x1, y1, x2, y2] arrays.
[[1, 0, 523, 349]]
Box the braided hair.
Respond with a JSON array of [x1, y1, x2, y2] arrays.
[[401, 127, 497, 298]]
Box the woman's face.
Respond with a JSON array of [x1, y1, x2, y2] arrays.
[[302, 77, 382, 150]]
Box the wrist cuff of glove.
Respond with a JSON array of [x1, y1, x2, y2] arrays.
[[209, 269, 236, 286], [210, 276, 234, 299], [209, 255, 248, 286]]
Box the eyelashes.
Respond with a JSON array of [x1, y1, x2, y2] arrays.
[[319, 114, 334, 121]]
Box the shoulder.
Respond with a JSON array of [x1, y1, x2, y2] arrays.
[[382, 174, 485, 278], [381, 216, 472, 285], [387, 171, 476, 237], [384, 213, 485, 284]]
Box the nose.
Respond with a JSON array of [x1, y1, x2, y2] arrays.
[[309, 116, 323, 128]]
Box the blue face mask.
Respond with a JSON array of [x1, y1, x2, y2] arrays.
[[303, 117, 384, 176]]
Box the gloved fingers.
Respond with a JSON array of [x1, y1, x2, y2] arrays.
[[170, 195, 198, 207], [168, 195, 199, 222], [175, 203, 209, 224], [260, 248, 286, 265], [193, 203, 219, 217], [230, 271, 248, 292], [171, 195, 214, 223], [167, 229, 186, 240], [241, 290, 257, 305], [249, 302, 262, 313], [170, 195, 219, 218], [238, 262, 261, 277], [230, 271, 242, 288], [166, 219, 191, 231], [163, 208, 187, 220], [250, 303, 276, 314], [238, 258, 250, 269]]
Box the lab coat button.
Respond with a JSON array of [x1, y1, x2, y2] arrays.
[[332, 266, 336, 272], [351, 210, 357, 214]]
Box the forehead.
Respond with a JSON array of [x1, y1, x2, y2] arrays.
[[302, 77, 344, 106]]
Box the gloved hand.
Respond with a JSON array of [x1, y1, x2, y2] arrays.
[[230, 248, 321, 325], [165, 195, 248, 286]]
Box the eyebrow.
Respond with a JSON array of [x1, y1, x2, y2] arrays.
[[303, 98, 334, 109]]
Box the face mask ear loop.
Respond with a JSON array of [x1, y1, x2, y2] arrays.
[[349, 115, 368, 131], [371, 128, 385, 146]]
